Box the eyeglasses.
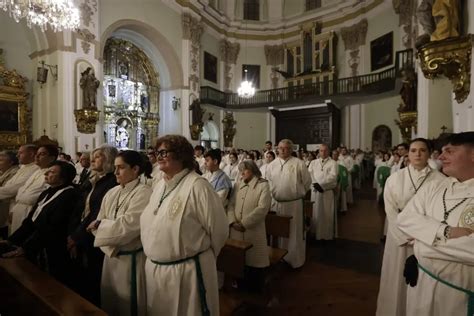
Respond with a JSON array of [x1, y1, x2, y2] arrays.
[[156, 149, 173, 158], [146, 151, 156, 156]]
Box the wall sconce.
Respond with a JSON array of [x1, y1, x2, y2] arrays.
[[171, 96, 181, 111], [37, 61, 58, 86]]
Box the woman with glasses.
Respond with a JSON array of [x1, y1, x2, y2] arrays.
[[140, 135, 228, 315], [87, 150, 152, 316], [376, 138, 445, 316]]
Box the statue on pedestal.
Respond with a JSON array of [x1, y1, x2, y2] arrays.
[[79, 67, 100, 108]]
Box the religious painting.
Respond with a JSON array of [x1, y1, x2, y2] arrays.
[[0, 100, 19, 132], [372, 125, 392, 152], [242, 64, 260, 89], [370, 32, 393, 72], [204, 51, 218, 83]]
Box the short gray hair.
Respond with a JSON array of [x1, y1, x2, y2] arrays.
[[92, 145, 118, 173], [238, 160, 262, 178], [279, 139, 294, 148]]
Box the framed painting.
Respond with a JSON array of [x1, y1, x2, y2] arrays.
[[204, 51, 218, 83], [370, 32, 393, 72], [0, 88, 29, 149]]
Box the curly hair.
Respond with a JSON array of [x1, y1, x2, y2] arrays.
[[155, 135, 195, 170], [92, 145, 118, 174]]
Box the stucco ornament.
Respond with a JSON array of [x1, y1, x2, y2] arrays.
[[220, 40, 240, 91]]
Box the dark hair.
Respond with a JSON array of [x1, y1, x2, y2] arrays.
[[265, 151, 276, 159], [155, 135, 195, 170], [41, 144, 59, 159], [444, 132, 474, 147], [194, 145, 205, 152], [229, 152, 238, 160], [117, 150, 152, 178], [397, 143, 409, 150], [254, 150, 261, 160], [51, 160, 76, 185], [265, 141, 272, 146], [409, 138, 432, 153], [204, 149, 222, 165], [0, 151, 19, 165]]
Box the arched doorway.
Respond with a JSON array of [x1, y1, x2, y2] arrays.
[[372, 125, 392, 152], [201, 120, 219, 149]]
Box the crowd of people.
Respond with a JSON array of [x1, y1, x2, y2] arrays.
[[0, 131, 472, 316]]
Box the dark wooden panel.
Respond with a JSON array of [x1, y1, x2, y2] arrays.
[[272, 103, 340, 149]]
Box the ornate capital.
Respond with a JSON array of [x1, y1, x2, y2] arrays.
[[392, 0, 415, 26], [74, 108, 100, 134], [340, 19, 368, 51], [417, 35, 472, 103], [264, 44, 284, 66], [182, 13, 203, 46], [77, 28, 96, 54], [219, 40, 240, 64]]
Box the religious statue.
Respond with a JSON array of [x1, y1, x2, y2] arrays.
[[222, 112, 237, 148], [79, 67, 100, 108], [416, 0, 460, 48], [116, 120, 130, 149], [189, 99, 205, 126], [398, 67, 417, 112]]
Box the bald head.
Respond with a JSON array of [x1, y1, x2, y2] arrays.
[[319, 144, 330, 159]]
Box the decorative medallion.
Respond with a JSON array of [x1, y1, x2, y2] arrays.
[[459, 205, 474, 230]]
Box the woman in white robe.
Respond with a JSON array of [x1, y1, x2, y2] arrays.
[[259, 151, 275, 179], [376, 138, 445, 316], [140, 135, 228, 316], [222, 152, 239, 184], [88, 150, 152, 316]]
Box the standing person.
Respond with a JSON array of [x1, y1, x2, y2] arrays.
[[398, 132, 473, 316], [223, 152, 239, 185], [140, 135, 228, 315], [74, 152, 91, 188], [194, 145, 206, 174], [88, 150, 152, 316], [376, 138, 446, 316], [68, 145, 118, 306], [308, 144, 338, 240], [2, 161, 78, 285], [10, 145, 58, 234], [266, 139, 311, 268], [338, 147, 354, 204], [146, 146, 163, 189], [263, 141, 274, 156], [202, 149, 232, 207], [259, 151, 275, 179], [227, 160, 271, 292], [0, 151, 19, 239]]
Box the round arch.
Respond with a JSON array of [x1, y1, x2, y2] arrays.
[[100, 19, 183, 89], [201, 120, 220, 149], [372, 125, 392, 152]]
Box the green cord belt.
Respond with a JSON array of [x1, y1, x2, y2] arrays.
[[418, 263, 474, 316], [117, 247, 143, 316], [151, 251, 210, 316]]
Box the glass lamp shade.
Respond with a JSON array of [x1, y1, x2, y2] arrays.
[[237, 80, 255, 98]]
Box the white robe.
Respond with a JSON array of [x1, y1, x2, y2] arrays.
[[0, 163, 39, 201], [223, 163, 239, 184], [150, 163, 164, 189], [10, 167, 47, 234], [308, 158, 338, 240], [140, 169, 228, 316], [338, 155, 354, 204], [94, 179, 152, 316], [202, 170, 231, 207], [266, 157, 311, 268], [195, 156, 206, 174], [259, 163, 271, 179], [0, 166, 20, 228], [376, 166, 445, 316], [398, 176, 474, 316]]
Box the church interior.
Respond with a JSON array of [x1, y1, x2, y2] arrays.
[[0, 0, 473, 315]]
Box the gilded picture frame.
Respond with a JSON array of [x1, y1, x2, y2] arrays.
[[0, 86, 29, 150]]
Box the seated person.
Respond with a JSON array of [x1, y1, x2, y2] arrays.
[[1, 161, 78, 286]]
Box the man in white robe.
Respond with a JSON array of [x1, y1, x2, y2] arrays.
[[308, 144, 338, 240], [376, 158, 445, 316], [10, 145, 58, 234], [0, 145, 38, 234], [266, 139, 311, 268], [398, 132, 474, 316]]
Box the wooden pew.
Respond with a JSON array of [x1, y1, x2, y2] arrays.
[[0, 257, 106, 316], [265, 212, 292, 265]]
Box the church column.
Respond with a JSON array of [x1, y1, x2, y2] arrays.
[[264, 44, 284, 90], [220, 39, 240, 92], [451, 0, 474, 132], [181, 12, 203, 142], [340, 19, 368, 78]]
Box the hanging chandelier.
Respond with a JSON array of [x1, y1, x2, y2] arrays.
[[0, 0, 81, 32], [237, 70, 255, 98]]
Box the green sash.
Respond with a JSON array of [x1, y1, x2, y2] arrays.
[[151, 251, 210, 316], [418, 263, 474, 316], [376, 166, 391, 199], [337, 165, 349, 191], [117, 247, 143, 316]]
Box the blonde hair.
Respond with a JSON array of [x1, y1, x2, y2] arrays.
[[92, 145, 118, 173]]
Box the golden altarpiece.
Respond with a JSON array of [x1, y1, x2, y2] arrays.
[[0, 51, 31, 150], [102, 38, 160, 151], [284, 23, 337, 95]]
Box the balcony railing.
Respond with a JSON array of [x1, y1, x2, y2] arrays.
[[201, 49, 413, 109]]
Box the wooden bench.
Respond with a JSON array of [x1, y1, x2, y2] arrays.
[[265, 212, 292, 265], [0, 257, 106, 315]]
